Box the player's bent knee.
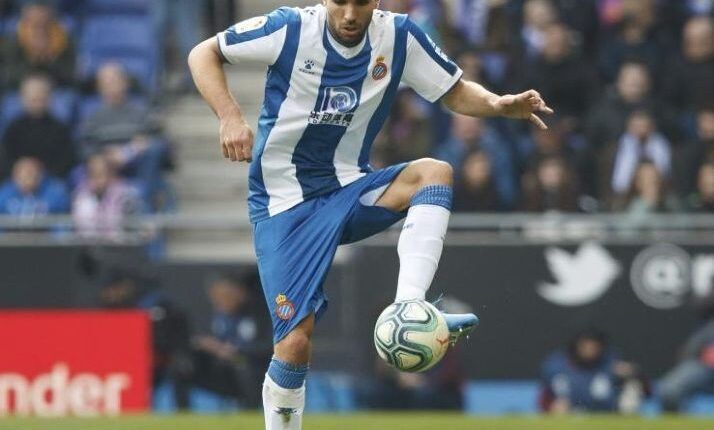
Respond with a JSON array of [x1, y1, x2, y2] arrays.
[[413, 158, 453, 187]]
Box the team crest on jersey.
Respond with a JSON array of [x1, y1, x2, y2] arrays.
[[372, 56, 388, 80], [275, 294, 295, 321], [308, 86, 358, 127], [232, 16, 268, 34]]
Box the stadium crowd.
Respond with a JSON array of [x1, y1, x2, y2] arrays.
[[0, 0, 712, 240], [372, 0, 714, 215]]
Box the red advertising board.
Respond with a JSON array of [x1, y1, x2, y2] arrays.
[[0, 311, 151, 416]]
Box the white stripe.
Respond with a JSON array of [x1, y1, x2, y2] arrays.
[[261, 10, 327, 217], [332, 15, 397, 187]]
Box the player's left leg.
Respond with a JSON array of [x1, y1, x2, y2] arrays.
[[262, 314, 314, 430], [376, 158, 478, 342]]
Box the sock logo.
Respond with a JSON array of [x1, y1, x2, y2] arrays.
[[276, 407, 297, 423], [275, 294, 296, 321]]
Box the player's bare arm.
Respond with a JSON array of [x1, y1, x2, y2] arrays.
[[442, 79, 554, 129], [188, 38, 254, 162]]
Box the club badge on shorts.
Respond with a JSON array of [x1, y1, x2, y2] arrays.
[[372, 56, 388, 81], [275, 294, 295, 321]]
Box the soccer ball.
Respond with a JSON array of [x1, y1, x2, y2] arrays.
[[373, 300, 450, 373]]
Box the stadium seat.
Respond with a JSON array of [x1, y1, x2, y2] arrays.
[[78, 15, 159, 92], [84, 0, 151, 15], [464, 380, 539, 415], [0, 89, 77, 134], [79, 15, 155, 56]]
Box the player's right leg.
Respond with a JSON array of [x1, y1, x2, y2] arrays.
[[375, 158, 479, 343], [262, 314, 314, 430]]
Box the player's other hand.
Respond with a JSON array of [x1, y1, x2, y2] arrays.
[[495, 90, 554, 130], [219, 114, 254, 162]]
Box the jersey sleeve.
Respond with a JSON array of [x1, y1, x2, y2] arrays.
[[216, 8, 294, 65], [401, 19, 463, 102]]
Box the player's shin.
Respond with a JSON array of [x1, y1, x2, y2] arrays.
[[262, 357, 308, 430], [394, 185, 452, 302]]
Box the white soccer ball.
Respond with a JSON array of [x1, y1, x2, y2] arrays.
[[373, 299, 450, 373]]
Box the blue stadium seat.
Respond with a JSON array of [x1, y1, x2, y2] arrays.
[[78, 15, 159, 91], [85, 0, 151, 15], [464, 380, 539, 415], [0, 89, 77, 135], [79, 15, 155, 56]]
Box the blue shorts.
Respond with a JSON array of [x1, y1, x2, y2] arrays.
[[253, 164, 407, 343]]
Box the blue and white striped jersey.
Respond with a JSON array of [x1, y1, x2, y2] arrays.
[[217, 4, 463, 222]]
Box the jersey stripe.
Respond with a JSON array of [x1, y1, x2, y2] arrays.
[[332, 21, 392, 186], [260, 9, 327, 217], [248, 10, 302, 220], [292, 26, 372, 199], [358, 14, 409, 170]]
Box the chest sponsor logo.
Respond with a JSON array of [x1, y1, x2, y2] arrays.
[[309, 86, 358, 127]]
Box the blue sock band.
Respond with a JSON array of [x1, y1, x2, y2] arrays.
[[410, 185, 453, 210], [267, 357, 309, 389]]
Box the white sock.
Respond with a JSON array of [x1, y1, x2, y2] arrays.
[[262, 374, 305, 430], [395, 204, 450, 302]]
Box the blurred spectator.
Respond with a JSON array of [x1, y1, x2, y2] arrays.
[[99, 266, 192, 410], [1, 1, 74, 89], [550, 0, 600, 56], [448, 0, 512, 50], [585, 61, 675, 152], [610, 110, 671, 197], [518, 116, 596, 198], [1, 74, 75, 179], [453, 150, 504, 212], [72, 153, 143, 239], [521, 155, 578, 212], [435, 114, 516, 208], [0, 157, 68, 217], [687, 163, 714, 212], [675, 109, 714, 197], [519, 0, 558, 59], [80, 63, 171, 209], [597, 0, 663, 84], [375, 89, 431, 165], [616, 161, 679, 218], [539, 329, 648, 414], [661, 17, 714, 119], [191, 273, 271, 408], [659, 298, 714, 413], [525, 23, 597, 122]]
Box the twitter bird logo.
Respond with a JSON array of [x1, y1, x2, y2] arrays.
[[538, 242, 621, 306]]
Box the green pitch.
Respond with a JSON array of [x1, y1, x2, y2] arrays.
[[1, 413, 711, 430]]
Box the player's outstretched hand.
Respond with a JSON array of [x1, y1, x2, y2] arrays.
[[219, 115, 254, 162], [495, 90, 554, 130]]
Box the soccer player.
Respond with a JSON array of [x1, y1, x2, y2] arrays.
[[188, 1, 553, 428]]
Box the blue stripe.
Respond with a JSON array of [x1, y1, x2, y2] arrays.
[[406, 19, 458, 76], [358, 15, 409, 171], [247, 9, 301, 222], [224, 7, 293, 47], [291, 26, 372, 200]]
